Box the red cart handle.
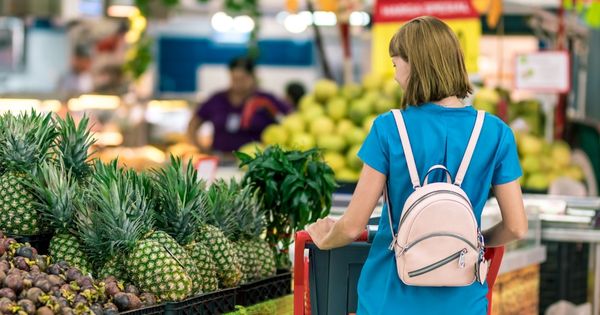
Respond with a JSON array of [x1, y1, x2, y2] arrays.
[[293, 230, 368, 315]]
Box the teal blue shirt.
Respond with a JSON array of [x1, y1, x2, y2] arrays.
[[357, 104, 522, 315]]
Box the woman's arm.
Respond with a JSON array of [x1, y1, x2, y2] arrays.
[[187, 115, 204, 148], [482, 180, 528, 247], [307, 164, 386, 250]]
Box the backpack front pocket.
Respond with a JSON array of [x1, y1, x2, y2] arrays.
[[408, 248, 467, 277]]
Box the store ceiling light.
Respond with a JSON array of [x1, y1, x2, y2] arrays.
[[68, 95, 121, 111], [313, 11, 337, 26], [350, 11, 370, 26], [299, 11, 314, 25], [233, 15, 255, 33], [211, 12, 234, 33], [107, 5, 137, 17], [0, 99, 41, 114], [284, 14, 308, 33]]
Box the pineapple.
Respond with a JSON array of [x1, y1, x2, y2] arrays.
[[152, 157, 218, 293], [207, 180, 276, 283], [26, 162, 92, 273], [0, 111, 57, 236], [77, 162, 193, 301], [55, 114, 96, 184]]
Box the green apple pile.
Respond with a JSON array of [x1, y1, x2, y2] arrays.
[[257, 74, 403, 182], [516, 133, 584, 191]]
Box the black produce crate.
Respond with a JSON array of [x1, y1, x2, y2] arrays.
[[120, 304, 166, 315], [6, 233, 52, 255], [165, 288, 237, 315], [539, 241, 589, 315], [236, 270, 292, 306]]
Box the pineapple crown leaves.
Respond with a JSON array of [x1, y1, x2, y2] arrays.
[[77, 162, 155, 264], [24, 161, 81, 234], [151, 155, 207, 246], [205, 179, 265, 240], [0, 110, 58, 173], [55, 114, 97, 182]]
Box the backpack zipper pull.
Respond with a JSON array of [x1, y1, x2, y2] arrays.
[[459, 248, 467, 268], [388, 235, 398, 251]]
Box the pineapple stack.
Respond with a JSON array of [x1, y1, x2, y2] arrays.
[[0, 111, 57, 236], [152, 156, 219, 293], [207, 180, 276, 283], [77, 161, 194, 301]]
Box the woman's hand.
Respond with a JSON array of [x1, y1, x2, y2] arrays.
[[306, 217, 337, 249]]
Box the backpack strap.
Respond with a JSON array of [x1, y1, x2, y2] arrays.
[[454, 110, 485, 187], [391, 110, 421, 189]]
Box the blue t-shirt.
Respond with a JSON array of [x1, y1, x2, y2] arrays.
[[357, 103, 522, 315]]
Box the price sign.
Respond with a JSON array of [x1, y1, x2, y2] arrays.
[[515, 51, 570, 93]]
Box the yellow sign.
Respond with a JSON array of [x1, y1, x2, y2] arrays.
[[371, 18, 481, 76]]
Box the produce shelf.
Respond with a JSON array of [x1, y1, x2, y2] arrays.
[[236, 270, 292, 307], [120, 304, 166, 315], [165, 287, 237, 315]]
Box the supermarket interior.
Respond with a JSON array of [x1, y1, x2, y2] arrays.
[[0, 0, 599, 314]]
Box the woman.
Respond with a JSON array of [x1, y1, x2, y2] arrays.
[[187, 57, 291, 153], [306, 16, 527, 314]]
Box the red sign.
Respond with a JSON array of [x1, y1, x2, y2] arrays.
[[374, 0, 479, 23]]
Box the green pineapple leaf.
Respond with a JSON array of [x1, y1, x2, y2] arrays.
[[151, 155, 206, 246], [55, 114, 97, 183]]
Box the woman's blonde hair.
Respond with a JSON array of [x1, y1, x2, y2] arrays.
[[389, 16, 473, 109]]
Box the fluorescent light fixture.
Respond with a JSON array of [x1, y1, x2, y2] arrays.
[[107, 5, 137, 17], [299, 11, 314, 25], [276, 11, 290, 24], [0, 99, 41, 114], [211, 12, 234, 33], [233, 15, 255, 33], [68, 95, 121, 111], [350, 11, 370, 26], [284, 14, 308, 33], [313, 11, 337, 26], [40, 100, 62, 112]]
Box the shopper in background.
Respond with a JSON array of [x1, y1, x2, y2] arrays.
[[187, 56, 292, 154], [306, 16, 527, 315], [57, 45, 93, 99]]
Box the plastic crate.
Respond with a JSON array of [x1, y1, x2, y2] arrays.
[[236, 270, 292, 306], [120, 304, 166, 315], [6, 233, 52, 255], [165, 288, 237, 315]]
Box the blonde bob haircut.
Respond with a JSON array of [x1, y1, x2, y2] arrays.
[[389, 16, 473, 109]]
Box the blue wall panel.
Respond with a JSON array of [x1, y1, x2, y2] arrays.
[[158, 37, 314, 93]]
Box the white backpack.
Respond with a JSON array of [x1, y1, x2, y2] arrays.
[[386, 109, 488, 287]]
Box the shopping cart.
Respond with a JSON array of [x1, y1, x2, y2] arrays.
[[293, 228, 505, 315]]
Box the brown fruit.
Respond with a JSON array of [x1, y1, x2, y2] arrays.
[[90, 304, 104, 315], [4, 273, 24, 293], [34, 257, 47, 273], [0, 297, 16, 313], [0, 288, 16, 301], [65, 268, 82, 283], [46, 265, 62, 276], [0, 270, 6, 283], [33, 279, 51, 293], [104, 282, 121, 297], [103, 302, 118, 311], [46, 276, 63, 288], [13, 257, 30, 272], [0, 261, 9, 273], [15, 247, 35, 260], [113, 292, 142, 311], [25, 287, 44, 305], [140, 293, 157, 306], [36, 306, 54, 315], [18, 299, 36, 315], [124, 284, 139, 296]]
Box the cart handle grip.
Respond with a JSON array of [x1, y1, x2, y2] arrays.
[[293, 230, 368, 315]]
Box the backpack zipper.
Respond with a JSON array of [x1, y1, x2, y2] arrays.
[[399, 190, 473, 228], [404, 232, 477, 253], [408, 248, 467, 278]]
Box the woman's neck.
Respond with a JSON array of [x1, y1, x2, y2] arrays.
[[432, 96, 464, 108]]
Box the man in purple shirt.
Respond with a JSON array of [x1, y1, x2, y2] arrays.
[[188, 57, 292, 153]]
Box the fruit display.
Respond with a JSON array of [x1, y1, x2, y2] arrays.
[[0, 110, 288, 314], [0, 231, 159, 314], [515, 133, 584, 191], [258, 75, 402, 182]]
